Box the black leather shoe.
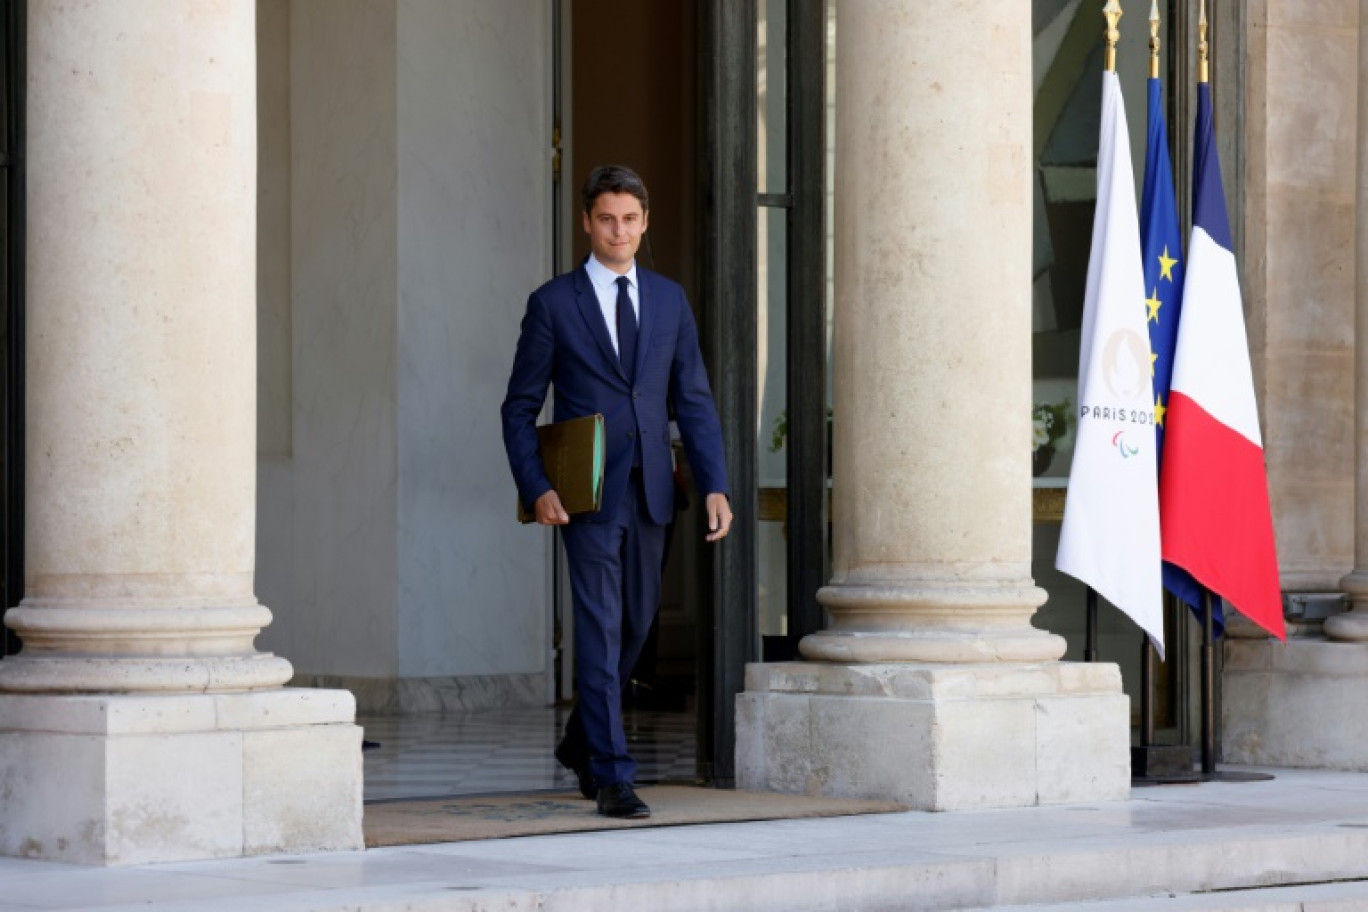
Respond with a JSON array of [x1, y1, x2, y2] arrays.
[[554, 737, 596, 801], [596, 782, 650, 819]]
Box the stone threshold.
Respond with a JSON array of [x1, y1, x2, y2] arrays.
[[6, 768, 1368, 910], [291, 671, 548, 715]]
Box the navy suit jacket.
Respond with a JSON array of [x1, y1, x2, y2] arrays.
[[501, 264, 728, 526]]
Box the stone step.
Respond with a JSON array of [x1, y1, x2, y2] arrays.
[[77, 828, 1368, 912], [980, 877, 1368, 911], [11, 768, 1368, 912]]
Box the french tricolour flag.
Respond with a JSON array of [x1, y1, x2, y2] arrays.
[[1158, 82, 1285, 641]]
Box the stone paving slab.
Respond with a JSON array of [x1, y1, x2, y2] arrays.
[[981, 878, 1368, 911], [3, 768, 1368, 911]]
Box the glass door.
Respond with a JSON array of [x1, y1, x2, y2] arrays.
[[755, 0, 829, 662]]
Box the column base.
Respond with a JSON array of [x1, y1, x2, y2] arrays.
[[0, 653, 295, 693], [807, 579, 1066, 663], [799, 628, 1067, 663], [736, 661, 1129, 810], [1325, 571, 1368, 640], [1323, 611, 1368, 641], [0, 688, 363, 865], [1224, 637, 1368, 769]]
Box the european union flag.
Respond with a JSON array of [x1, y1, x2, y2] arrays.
[[1141, 75, 1222, 632]]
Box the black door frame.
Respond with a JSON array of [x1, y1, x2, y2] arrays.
[[697, 0, 826, 786], [1, 0, 25, 659], [780, 0, 828, 655], [697, 0, 757, 788]]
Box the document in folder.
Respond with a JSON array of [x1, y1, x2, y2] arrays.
[[517, 413, 605, 523]]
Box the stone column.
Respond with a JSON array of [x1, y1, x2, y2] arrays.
[[0, 2, 361, 864], [801, 5, 1062, 667], [736, 0, 1129, 810], [1325, 0, 1368, 641]]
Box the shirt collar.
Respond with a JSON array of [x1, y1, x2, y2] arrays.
[[586, 254, 637, 293]]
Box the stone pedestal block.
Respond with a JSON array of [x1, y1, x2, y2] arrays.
[[0, 689, 362, 865], [736, 662, 1129, 810], [1224, 638, 1368, 770]]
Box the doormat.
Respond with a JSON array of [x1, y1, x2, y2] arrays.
[[363, 786, 908, 847]]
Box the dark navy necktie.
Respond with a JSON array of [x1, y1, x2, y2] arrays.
[[616, 275, 637, 382]]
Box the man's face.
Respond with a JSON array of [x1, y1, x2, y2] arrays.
[[583, 192, 649, 273]]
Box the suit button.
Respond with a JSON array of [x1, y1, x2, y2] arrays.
[[627, 431, 636, 440], [632, 390, 640, 399]]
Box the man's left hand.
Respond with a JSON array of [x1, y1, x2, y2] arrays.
[[705, 493, 732, 543]]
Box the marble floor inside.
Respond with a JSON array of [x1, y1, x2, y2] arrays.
[[359, 705, 699, 802]]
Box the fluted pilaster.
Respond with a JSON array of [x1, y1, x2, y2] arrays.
[[1325, 0, 1368, 641]]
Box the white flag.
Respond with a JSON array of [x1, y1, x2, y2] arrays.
[[1055, 71, 1164, 658]]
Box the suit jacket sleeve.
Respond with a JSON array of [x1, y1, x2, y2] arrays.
[[669, 296, 730, 498], [501, 290, 555, 508]]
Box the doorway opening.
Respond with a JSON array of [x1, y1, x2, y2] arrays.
[[360, 1, 717, 802], [560, 0, 705, 761], [253, 1, 828, 803]]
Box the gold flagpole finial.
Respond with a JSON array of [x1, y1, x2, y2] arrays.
[[1103, 0, 1123, 73], [1197, 0, 1209, 83], [1149, 0, 1161, 79]]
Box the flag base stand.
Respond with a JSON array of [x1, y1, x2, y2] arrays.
[[1203, 769, 1275, 783], [1130, 745, 1200, 784], [1130, 631, 1200, 786]]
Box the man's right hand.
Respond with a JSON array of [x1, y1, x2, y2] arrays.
[[534, 490, 570, 525]]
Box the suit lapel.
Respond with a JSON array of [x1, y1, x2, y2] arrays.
[[573, 265, 628, 381], [633, 269, 656, 384]]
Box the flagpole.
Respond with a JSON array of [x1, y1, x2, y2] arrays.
[[1202, 589, 1217, 775], [1082, 0, 1122, 670], [1140, 632, 1155, 743], [1085, 588, 1098, 662], [1196, 0, 1209, 85], [1140, 0, 1160, 753], [1130, 0, 1199, 783], [1185, 0, 1272, 785], [1148, 0, 1160, 79], [1194, 0, 1219, 781], [1103, 0, 1121, 74], [1060, 0, 1167, 720]]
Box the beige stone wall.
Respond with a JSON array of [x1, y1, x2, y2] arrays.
[[252, 1, 553, 695], [1242, 1, 1359, 592]]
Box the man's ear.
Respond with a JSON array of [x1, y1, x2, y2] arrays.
[[641, 209, 649, 233], [582, 210, 592, 235]]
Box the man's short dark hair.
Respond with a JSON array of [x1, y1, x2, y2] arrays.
[[582, 165, 650, 214]]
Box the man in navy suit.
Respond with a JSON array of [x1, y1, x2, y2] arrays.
[[501, 165, 731, 818]]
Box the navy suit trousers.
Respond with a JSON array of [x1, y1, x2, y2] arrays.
[[560, 473, 666, 788]]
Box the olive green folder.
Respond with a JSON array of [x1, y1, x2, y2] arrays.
[[516, 413, 605, 523]]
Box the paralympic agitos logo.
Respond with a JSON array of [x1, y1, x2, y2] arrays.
[[1111, 430, 1140, 458]]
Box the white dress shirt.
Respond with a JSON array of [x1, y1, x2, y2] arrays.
[[584, 254, 639, 357]]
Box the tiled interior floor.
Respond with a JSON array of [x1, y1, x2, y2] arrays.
[[359, 706, 698, 802]]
